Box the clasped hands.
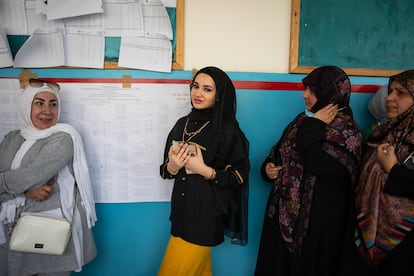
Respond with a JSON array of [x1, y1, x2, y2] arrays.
[[167, 142, 212, 177]]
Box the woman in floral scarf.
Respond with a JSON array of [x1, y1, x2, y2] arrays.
[[255, 66, 362, 276], [353, 70, 414, 276]]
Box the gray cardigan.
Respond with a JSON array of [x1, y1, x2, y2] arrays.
[[0, 130, 96, 275]]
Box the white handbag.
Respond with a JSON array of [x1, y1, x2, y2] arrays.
[[9, 187, 77, 255], [9, 213, 71, 255]]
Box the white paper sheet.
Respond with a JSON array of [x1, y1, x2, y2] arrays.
[[0, 79, 192, 203], [142, 0, 173, 40], [25, 0, 65, 35], [118, 36, 172, 72], [160, 0, 176, 8], [64, 30, 105, 68], [63, 13, 104, 33], [102, 0, 145, 37], [46, 0, 104, 20], [13, 29, 65, 68], [0, 27, 13, 68], [0, 79, 20, 139], [57, 82, 191, 202], [0, 0, 28, 35]]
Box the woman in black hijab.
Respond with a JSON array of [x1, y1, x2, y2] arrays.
[[255, 66, 363, 276], [158, 66, 249, 275]]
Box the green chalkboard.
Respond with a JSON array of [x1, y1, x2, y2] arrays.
[[289, 0, 414, 76]]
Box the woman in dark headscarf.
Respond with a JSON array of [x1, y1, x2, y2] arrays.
[[352, 70, 414, 275], [158, 66, 249, 275], [255, 66, 362, 276]]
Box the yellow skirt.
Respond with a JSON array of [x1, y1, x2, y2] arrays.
[[158, 236, 212, 276]]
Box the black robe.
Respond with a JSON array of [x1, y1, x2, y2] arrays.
[[255, 118, 358, 276]]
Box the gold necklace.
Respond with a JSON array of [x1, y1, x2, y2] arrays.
[[182, 117, 210, 142]]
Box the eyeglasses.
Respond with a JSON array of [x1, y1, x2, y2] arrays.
[[28, 78, 60, 93]]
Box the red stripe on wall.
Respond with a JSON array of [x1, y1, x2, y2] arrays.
[[40, 78, 381, 93], [233, 81, 380, 93], [232, 81, 305, 91], [351, 84, 381, 93], [44, 78, 190, 85]]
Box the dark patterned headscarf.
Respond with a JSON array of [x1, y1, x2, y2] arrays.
[[268, 66, 362, 253], [304, 65, 353, 117], [355, 70, 414, 265]]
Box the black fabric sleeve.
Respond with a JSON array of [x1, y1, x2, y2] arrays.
[[383, 164, 414, 200], [212, 129, 250, 189], [160, 162, 177, 179]]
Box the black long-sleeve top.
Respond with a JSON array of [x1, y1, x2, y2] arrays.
[[160, 116, 249, 246]]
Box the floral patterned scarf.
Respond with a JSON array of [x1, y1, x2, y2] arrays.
[[268, 66, 362, 253], [355, 70, 414, 266]]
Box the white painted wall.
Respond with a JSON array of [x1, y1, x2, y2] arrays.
[[183, 0, 291, 73]]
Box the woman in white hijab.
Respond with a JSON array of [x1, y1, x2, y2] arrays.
[[0, 79, 97, 276], [362, 85, 390, 141]]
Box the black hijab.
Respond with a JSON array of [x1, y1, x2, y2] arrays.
[[191, 66, 237, 132], [191, 66, 250, 245]]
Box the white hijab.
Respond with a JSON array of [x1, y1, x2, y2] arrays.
[[1, 83, 96, 270], [368, 84, 388, 123]]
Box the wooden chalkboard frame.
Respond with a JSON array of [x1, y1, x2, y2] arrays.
[[289, 0, 403, 77], [105, 0, 184, 70]]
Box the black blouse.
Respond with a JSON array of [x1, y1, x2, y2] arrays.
[[160, 115, 249, 246]]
